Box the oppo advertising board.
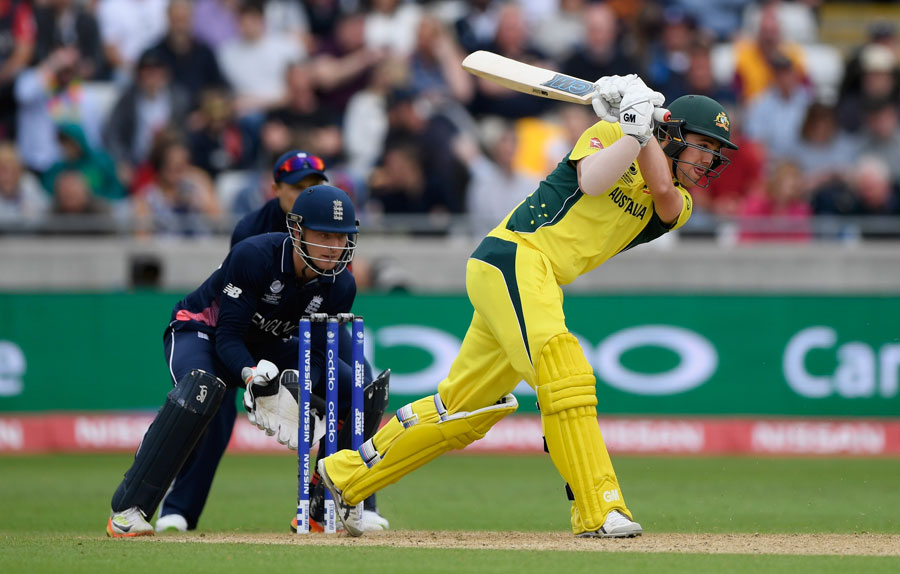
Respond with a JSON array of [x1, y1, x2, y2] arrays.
[[0, 293, 898, 416]]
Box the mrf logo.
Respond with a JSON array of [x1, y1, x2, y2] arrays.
[[603, 489, 621, 503]]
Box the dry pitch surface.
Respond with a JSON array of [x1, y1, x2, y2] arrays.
[[146, 531, 900, 557]]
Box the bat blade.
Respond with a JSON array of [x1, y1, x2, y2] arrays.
[[461, 50, 595, 105]]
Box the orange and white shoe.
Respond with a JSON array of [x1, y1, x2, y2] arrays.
[[107, 507, 155, 538]]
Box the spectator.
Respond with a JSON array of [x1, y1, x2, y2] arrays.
[[408, 14, 473, 106], [143, 0, 230, 109], [731, 1, 805, 103], [454, 0, 501, 54], [0, 0, 35, 140], [264, 0, 313, 54], [681, 38, 737, 107], [839, 21, 898, 104], [49, 170, 115, 235], [192, 0, 240, 50], [300, 0, 344, 48], [857, 98, 900, 188], [311, 10, 385, 118], [364, 0, 422, 59], [96, 0, 169, 81], [381, 88, 468, 214], [788, 102, 859, 202], [743, 52, 812, 166], [667, 0, 751, 41], [342, 57, 407, 182], [32, 0, 105, 81], [188, 89, 254, 179], [456, 118, 539, 238], [14, 47, 105, 173], [367, 142, 430, 215], [645, 7, 697, 98], [104, 49, 191, 190], [134, 137, 221, 236], [471, 3, 551, 119], [836, 44, 899, 134], [562, 3, 639, 86], [42, 121, 124, 203], [0, 142, 48, 226], [218, 0, 305, 117], [532, 0, 586, 61], [738, 160, 811, 242], [812, 156, 900, 231], [263, 61, 340, 163]]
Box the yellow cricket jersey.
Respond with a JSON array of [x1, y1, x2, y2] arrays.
[[488, 121, 693, 285]]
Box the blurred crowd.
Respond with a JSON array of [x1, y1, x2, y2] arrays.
[[1, 0, 899, 241]]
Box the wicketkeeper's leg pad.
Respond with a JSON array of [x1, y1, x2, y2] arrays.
[[325, 392, 518, 505], [111, 370, 226, 517], [536, 333, 631, 533]]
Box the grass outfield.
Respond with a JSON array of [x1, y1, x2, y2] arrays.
[[2, 453, 900, 573]]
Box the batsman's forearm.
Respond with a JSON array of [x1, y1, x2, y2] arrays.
[[637, 138, 682, 224], [577, 136, 641, 196]]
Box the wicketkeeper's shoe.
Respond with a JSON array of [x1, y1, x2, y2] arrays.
[[577, 510, 643, 538], [155, 513, 189, 533], [316, 458, 363, 537], [106, 507, 155, 538]]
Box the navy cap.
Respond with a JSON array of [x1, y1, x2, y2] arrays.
[[272, 150, 328, 185]]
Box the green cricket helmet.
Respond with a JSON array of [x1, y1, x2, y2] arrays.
[[657, 95, 738, 188]]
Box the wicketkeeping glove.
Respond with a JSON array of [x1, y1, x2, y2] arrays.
[[243, 368, 300, 450], [618, 87, 666, 147]]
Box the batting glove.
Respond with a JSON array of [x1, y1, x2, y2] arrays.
[[591, 74, 636, 122], [619, 87, 666, 147]]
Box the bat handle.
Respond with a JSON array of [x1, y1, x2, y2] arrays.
[[653, 108, 671, 122]]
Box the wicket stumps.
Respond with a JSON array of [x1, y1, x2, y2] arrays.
[[296, 313, 365, 534]]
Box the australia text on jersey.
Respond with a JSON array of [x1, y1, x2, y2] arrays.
[[607, 187, 647, 220]]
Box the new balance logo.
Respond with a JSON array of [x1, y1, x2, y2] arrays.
[[603, 489, 621, 502], [223, 283, 242, 298]]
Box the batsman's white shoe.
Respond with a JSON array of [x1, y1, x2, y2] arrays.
[[577, 510, 642, 539], [360, 509, 390, 532], [155, 513, 188, 533], [107, 507, 155, 538], [316, 459, 363, 537]]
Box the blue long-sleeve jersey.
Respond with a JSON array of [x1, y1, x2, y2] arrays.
[[170, 232, 356, 383]]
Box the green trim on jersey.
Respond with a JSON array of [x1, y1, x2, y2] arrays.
[[619, 210, 672, 254], [471, 236, 531, 363], [505, 156, 582, 234]]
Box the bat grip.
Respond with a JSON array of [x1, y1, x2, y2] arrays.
[[653, 108, 671, 122]]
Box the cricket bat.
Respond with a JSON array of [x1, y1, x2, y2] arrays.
[[461, 50, 670, 122]]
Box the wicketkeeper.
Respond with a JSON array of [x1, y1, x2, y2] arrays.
[[107, 185, 383, 537], [154, 151, 390, 534], [315, 80, 737, 537]]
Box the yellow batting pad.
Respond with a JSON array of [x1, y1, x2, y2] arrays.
[[537, 333, 630, 533], [325, 394, 519, 505]]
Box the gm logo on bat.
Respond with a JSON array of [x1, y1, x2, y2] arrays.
[[541, 74, 593, 95]]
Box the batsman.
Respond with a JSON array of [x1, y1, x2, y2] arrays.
[[317, 78, 737, 537]]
